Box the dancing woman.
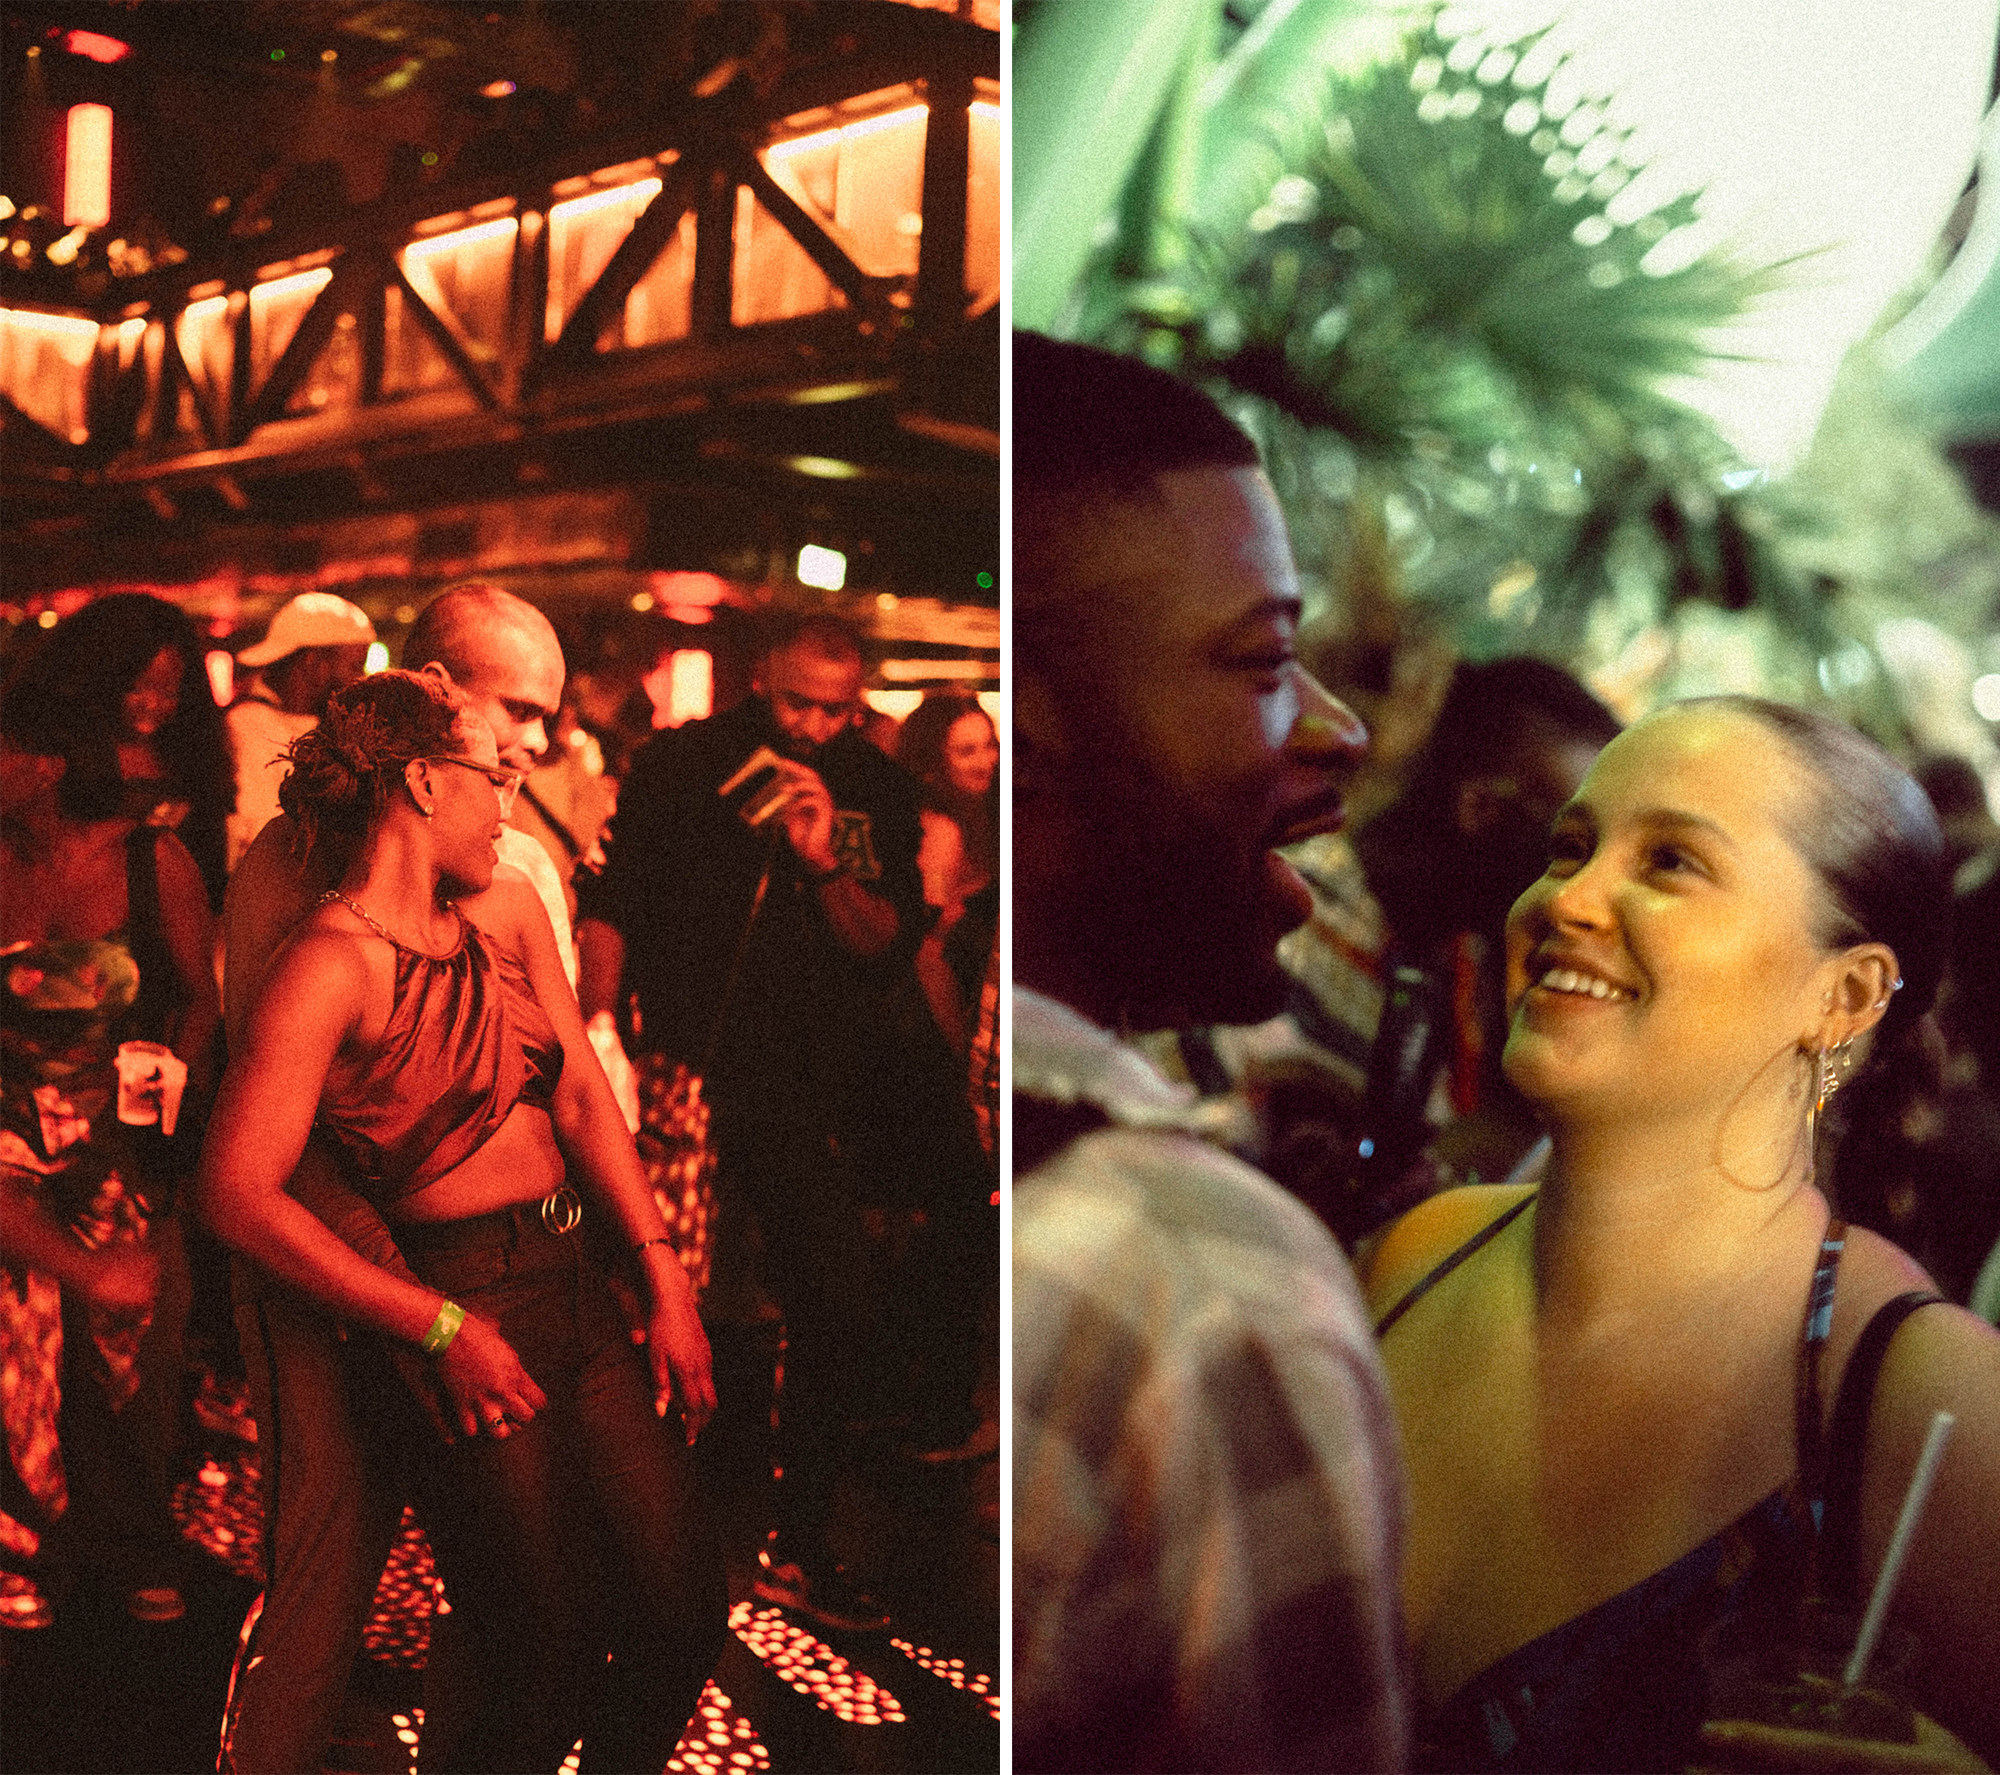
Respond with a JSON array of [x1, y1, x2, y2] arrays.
[[196, 669, 723, 1773], [1363, 697, 2000, 1771]]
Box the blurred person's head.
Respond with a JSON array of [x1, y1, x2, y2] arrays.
[[1013, 331, 1368, 1030], [403, 583, 565, 774], [1, 593, 232, 825], [238, 592, 376, 717], [1359, 655, 1621, 951], [898, 692, 998, 803], [753, 614, 864, 760]]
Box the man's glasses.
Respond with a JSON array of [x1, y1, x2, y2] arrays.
[[429, 754, 525, 813]]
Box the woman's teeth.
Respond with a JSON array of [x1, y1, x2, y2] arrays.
[[1540, 967, 1629, 1001]]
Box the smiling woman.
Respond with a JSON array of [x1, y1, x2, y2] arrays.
[[1361, 696, 2000, 1773], [196, 667, 724, 1772]]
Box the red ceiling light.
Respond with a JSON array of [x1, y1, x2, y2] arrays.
[[63, 30, 130, 63]]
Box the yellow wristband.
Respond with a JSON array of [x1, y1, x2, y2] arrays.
[[421, 1298, 466, 1356]]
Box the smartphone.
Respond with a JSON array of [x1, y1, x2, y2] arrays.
[[717, 746, 796, 828]]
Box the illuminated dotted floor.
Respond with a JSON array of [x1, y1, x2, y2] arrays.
[[893, 1636, 999, 1721], [731, 1601, 905, 1723], [171, 1450, 998, 1770]]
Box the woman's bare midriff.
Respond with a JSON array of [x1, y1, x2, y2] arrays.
[[385, 1100, 568, 1224]]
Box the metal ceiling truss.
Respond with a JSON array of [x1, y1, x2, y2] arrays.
[[7, 43, 992, 507]]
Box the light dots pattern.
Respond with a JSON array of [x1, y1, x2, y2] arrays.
[[730, 1601, 905, 1723], [892, 1637, 1000, 1720], [665, 1683, 772, 1773]]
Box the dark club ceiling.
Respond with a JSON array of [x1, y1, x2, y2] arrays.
[[0, 0, 998, 679]]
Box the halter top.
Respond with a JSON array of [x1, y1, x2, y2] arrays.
[[1377, 1192, 1944, 1773], [312, 905, 563, 1205]]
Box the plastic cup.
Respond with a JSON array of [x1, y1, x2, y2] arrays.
[[1701, 1603, 1918, 1745], [114, 1040, 187, 1135]]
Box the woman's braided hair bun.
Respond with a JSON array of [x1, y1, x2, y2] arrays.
[[279, 668, 463, 849]]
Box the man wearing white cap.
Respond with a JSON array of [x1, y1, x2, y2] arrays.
[[225, 592, 375, 871]]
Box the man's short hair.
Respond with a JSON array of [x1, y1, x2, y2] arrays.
[[1013, 331, 1261, 497], [761, 610, 863, 672], [1014, 332, 1262, 668], [403, 582, 551, 683]]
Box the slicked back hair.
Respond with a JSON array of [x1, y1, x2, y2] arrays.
[[1678, 697, 1951, 1047]]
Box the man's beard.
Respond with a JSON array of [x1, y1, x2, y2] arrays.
[[1060, 772, 1294, 1032]]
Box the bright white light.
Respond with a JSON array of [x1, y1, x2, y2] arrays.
[[863, 689, 924, 721], [1441, 0, 2000, 470], [796, 544, 847, 590], [365, 643, 389, 675], [547, 177, 661, 227], [205, 651, 234, 707], [64, 104, 112, 229], [1973, 673, 2000, 721], [250, 267, 333, 307], [403, 216, 519, 260], [668, 650, 713, 726], [1, 306, 100, 360], [767, 104, 928, 166]]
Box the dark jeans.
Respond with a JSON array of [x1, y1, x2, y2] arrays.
[[396, 1203, 727, 1775], [709, 1085, 876, 1550], [225, 1261, 416, 1775]]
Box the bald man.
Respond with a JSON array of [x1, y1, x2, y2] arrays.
[[215, 584, 571, 1775]]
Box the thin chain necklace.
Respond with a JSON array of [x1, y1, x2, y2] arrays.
[[318, 889, 460, 958]]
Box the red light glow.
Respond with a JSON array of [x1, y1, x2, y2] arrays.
[[63, 29, 129, 62], [64, 105, 112, 229], [730, 1602, 906, 1724], [892, 1636, 1001, 1720]]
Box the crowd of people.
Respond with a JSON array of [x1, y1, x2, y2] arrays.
[[8, 324, 2000, 1775], [0, 580, 997, 1770], [1010, 331, 2000, 1775]]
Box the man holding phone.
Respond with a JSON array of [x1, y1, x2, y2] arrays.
[[577, 613, 926, 1630]]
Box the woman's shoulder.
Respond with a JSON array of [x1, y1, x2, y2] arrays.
[[276, 901, 396, 980], [1833, 1221, 2000, 1383], [1359, 1181, 1536, 1319], [458, 868, 544, 950]]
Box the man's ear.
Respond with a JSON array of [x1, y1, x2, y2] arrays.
[[417, 662, 457, 695]]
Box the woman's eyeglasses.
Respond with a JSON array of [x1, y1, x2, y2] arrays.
[[429, 754, 525, 813]]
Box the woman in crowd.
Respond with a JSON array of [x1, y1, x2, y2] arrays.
[[896, 691, 999, 1050], [0, 676, 218, 1627], [1363, 696, 2000, 1771], [25, 592, 235, 911], [195, 670, 724, 1773]]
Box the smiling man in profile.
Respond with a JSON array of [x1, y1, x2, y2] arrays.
[[1011, 330, 1411, 1774]]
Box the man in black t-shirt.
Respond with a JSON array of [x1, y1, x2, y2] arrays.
[[577, 614, 926, 1631]]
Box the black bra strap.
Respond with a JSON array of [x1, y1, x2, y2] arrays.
[[1374, 1191, 1536, 1338], [1817, 1289, 1947, 1608]]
